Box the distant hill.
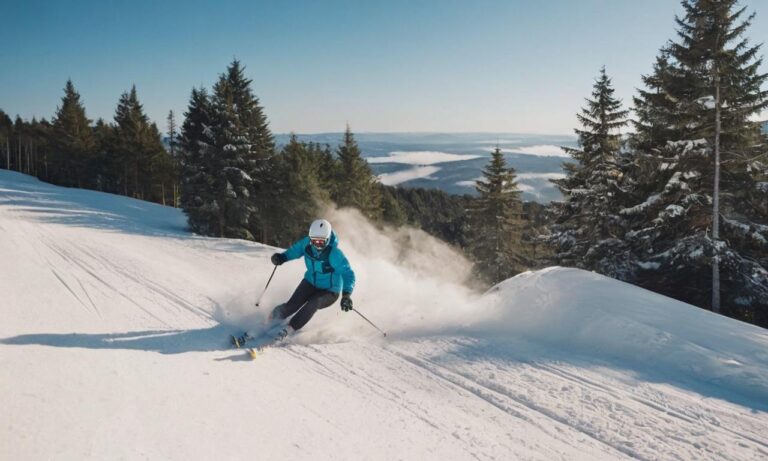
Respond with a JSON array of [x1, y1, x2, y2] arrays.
[[275, 132, 577, 203]]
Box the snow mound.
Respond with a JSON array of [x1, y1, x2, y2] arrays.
[[482, 268, 768, 402]]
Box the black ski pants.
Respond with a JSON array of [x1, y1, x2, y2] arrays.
[[273, 279, 339, 331]]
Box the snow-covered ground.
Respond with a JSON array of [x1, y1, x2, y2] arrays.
[[1, 169, 767, 460]]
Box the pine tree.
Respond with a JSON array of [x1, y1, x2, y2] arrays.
[[626, 0, 768, 325], [187, 60, 275, 240], [111, 86, 167, 200], [550, 68, 633, 279], [468, 147, 524, 283], [211, 59, 274, 239], [50, 80, 95, 187], [179, 87, 218, 235], [114, 87, 137, 193], [332, 126, 382, 220]]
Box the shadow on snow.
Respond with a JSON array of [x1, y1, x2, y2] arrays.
[[0, 324, 241, 355], [3, 327, 767, 411]]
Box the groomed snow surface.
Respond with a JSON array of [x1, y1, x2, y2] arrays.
[[1, 169, 767, 461]]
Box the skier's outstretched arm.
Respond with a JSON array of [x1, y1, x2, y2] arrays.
[[272, 237, 309, 265]]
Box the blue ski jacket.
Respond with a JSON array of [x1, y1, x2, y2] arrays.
[[281, 231, 356, 294]]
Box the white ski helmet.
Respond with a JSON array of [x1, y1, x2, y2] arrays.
[[308, 219, 332, 248]]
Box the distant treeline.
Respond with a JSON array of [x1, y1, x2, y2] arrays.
[[2, 0, 767, 328], [0, 69, 541, 272], [0, 84, 176, 205]]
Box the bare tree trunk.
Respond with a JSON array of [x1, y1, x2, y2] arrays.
[[712, 72, 722, 314], [5, 138, 9, 170], [161, 183, 166, 206]]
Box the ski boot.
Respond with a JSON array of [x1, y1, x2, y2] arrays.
[[231, 331, 255, 349], [273, 326, 291, 343]]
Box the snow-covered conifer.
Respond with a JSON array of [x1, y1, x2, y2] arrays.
[[626, 0, 768, 323], [111, 86, 170, 202], [180, 60, 276, 240], [469, 147, 525, 283], [179, 87, 218, 235], [550, 68, 633, 280], [50, 80, 95, 188], [211, 60, 276, 240], [332, 126, 382, 220]]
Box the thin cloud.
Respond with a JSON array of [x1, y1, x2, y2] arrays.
[[378, 166, 441, 186], [367, 151, 483, 165], [484, 145, 571, 157]]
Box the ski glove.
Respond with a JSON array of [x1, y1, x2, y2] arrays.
[[340, 293, 353, 312], [271, 253, 287, 266]]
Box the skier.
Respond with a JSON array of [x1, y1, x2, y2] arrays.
[[264, 218, 356, 343]]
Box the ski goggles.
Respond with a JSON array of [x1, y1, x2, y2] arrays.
[[310, 237, 328, 250]]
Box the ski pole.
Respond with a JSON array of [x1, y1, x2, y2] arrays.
[[352, 308, 387, 337], [255, 265, 278, 307]]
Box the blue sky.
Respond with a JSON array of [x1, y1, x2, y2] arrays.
[[2, 0, 767, 134]]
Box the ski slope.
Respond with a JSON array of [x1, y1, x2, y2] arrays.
[[1, 169, 767, 461]]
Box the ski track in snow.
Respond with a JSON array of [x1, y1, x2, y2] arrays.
[[389, 338, 768, 461], [1, 170, 767, 461]]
